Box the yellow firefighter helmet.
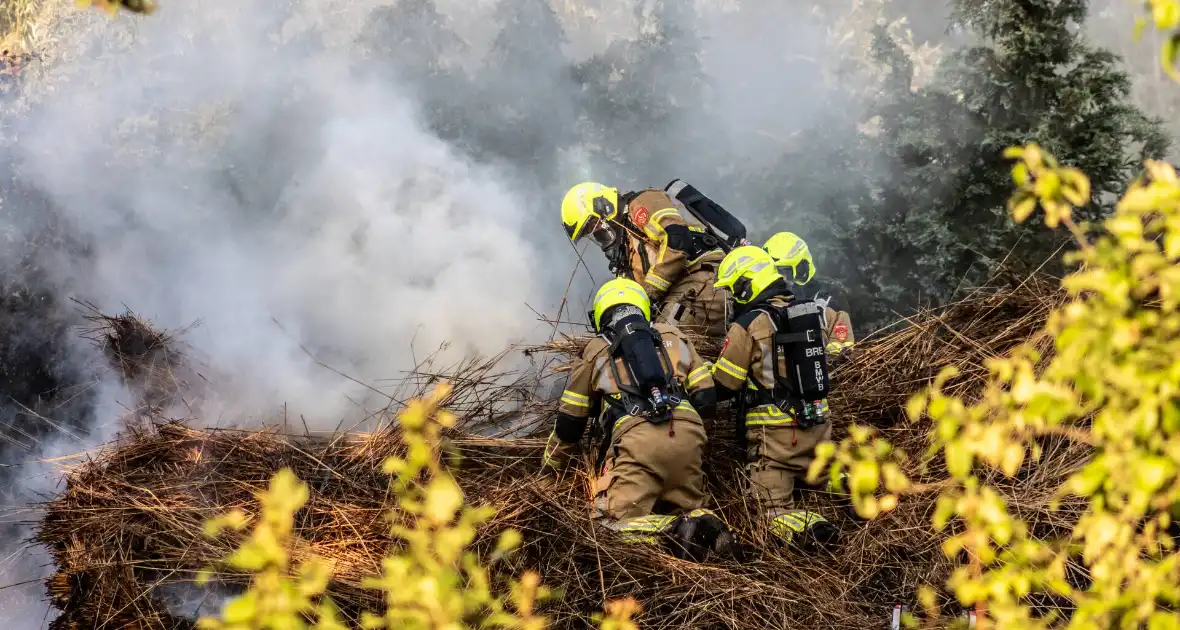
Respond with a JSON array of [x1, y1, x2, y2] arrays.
[[561, 182, 621, 246], [591, 278, 651, 331], [763, 231, 815, 286], [714, 245, 781, 304]]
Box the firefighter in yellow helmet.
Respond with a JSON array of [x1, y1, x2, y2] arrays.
[[763, 232, 855, 357], [541, 277, 735, 561], [561, 182, 729, 339], [710, 246, 840, 549]]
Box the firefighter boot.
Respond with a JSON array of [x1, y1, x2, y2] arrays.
[[806, 519, 840, 551], [667, 509, 735, 562], [769, 510, 840, 551]]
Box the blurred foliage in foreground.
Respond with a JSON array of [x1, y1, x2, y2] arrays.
[[196, 383, 638, 629]]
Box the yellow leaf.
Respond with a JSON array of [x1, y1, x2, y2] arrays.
[[1061, 183, 1085, 206], [945, 441, 972, 478], [1146, 159, 1177, 182], [218, 509, 249, 534], [1035, 170, 1061, 199], [423, 476, 464, 525], [227, 543, 269, 571], [1024, 144, 1043, 165], [360, 611, 386, 629], [806, 454, 827, 485], [1154, 0, 1180, 30], [1000, 444, 1025, 477], [494, 529, 523, 557], [882, 463, 911, 492], [1135, 456, 1175, 493], [1148, 612, 1180, 630], [1086, 514, 1120, 553], [1044, 200, 1070, 228], [1009, 194, 1037, 223], [933, 365, 960, 389], [1165, 232, 1180, 260], [857, 496, 880, 519], [933, 496, 955, 529], [904, 393, 926, 421], [299, 560, 332, 596], [1012, 162, 1029, 185], [266, 468, 309, 516], [222, 593, 258, 624], [849, 424, 874, 443], [1163, 32, 1180, 79], [851, 460, 879, 496], [918, 585, 938, 616], [814, 441, 836, 461]]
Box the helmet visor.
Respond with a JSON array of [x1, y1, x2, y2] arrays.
[[793, 260, 813, 285]]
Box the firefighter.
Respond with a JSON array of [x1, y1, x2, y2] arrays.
[[763, 232, 855, 357], [541, 277, 734, 561], [710, 245, 841, 549], [560, 182, 729, 339]]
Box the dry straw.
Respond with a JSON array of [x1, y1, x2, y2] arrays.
[[37, 273, 1089, 630]]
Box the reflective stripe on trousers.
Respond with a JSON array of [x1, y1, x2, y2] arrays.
[[768, 509, 828, 543], [599, 507, 723, 545]]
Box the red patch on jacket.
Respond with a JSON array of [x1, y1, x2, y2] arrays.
[[632, 206, 649, 227], [720, 338, 729, 355], [832, 322, 849, 342]]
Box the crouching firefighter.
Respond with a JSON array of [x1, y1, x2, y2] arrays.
[[541, 278, 735, 561], [710, 246, 841, 550], [560, 181, 746, 339], [763, 232, 855, 358]]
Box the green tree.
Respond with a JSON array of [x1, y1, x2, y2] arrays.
[[792, 0, 1170, 331], [472, 0, 577, 188], [354, 0, 474, 147], [356, 0, 464, 87], [572, 0, 712, 185]]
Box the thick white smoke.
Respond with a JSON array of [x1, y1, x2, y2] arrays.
[[0, 2, 565, 625], [11, 2, 557, 427]]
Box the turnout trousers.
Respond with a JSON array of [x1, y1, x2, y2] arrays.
[[745, 421, 834, 543], [593, 414, 708, 542]]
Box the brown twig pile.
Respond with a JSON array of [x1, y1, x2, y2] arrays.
[[37, 275, 1091, 630], [75, 299, 209, 420]]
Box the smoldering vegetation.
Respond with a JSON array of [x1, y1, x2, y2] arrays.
[[38, 274, 1092, 629]]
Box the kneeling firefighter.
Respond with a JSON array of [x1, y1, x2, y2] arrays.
[[560, 181, 748, 339], [710, 246, 841, 549], [541, 278, 735, 561], [763, 232, 856, 357]]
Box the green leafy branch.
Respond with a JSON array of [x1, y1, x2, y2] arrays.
[[198, 383, 640, 629], [197, 467, 345, 630]]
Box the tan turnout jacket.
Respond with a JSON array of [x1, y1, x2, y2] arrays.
[[618, 189, 728, 337]]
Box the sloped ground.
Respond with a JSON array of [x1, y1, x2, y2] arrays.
[[35, 274, 1089, 630]]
